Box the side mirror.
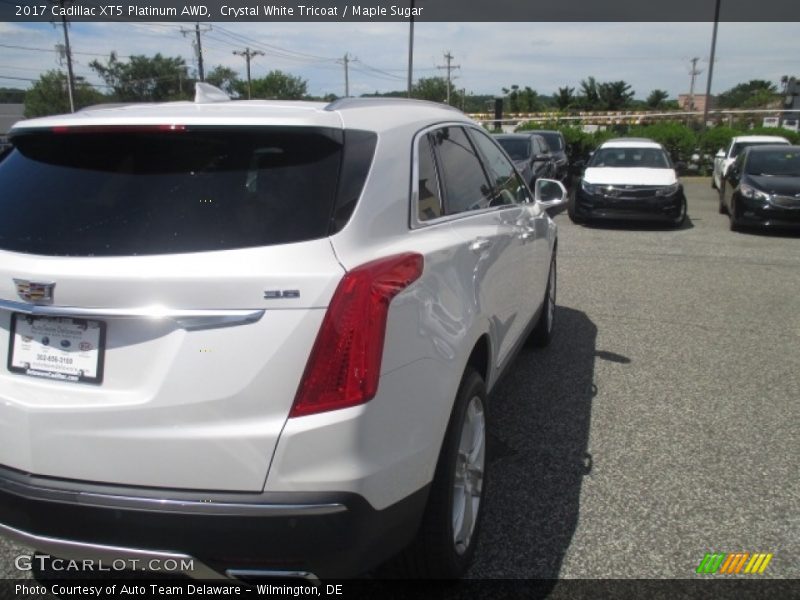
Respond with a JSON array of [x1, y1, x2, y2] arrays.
[[535, 178, 567, 208], [715, 149, 725, 158], [534, 153, 550, 161]]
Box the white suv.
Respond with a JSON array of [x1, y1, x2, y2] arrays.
[[0, 85, 565, 581]]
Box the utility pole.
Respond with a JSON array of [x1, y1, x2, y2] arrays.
[[181, 22, 211, 82], [338, 53, 352, 97], [436, 51, 460, 105], [52, 0, 76, 112], [702, 0, 721, 129], [688, 57, 702, 112], [233, 47, 264, 99]]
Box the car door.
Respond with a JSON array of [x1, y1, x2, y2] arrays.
[[530, 136, 550, 182], [426, 125, 526, 369], [714, 141, 733, 187], [468, 127, 550, 348]]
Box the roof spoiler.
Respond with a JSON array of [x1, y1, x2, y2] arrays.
[[195, 82, 231, 104]]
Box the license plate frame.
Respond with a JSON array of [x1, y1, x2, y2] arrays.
[[7, 313, 106, 385]]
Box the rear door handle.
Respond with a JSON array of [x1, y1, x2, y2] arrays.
[[469, 238, 493, 253]]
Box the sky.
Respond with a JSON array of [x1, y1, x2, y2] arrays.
[[0, 21, 798, 101]]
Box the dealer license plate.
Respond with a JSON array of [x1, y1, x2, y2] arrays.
[[8, 314, 106, 384]]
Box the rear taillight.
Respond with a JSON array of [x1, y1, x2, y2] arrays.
[[290, 252, 424, 418]]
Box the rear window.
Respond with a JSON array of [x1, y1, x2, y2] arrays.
[[0, 127, 375, 256], [496, 138, 530, 161]]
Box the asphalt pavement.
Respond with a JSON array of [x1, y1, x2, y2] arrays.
[[0, 179, 798, 586], [470, 178, 800, 580]]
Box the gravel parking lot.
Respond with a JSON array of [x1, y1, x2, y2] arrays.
[[1, 179, 798, 586]]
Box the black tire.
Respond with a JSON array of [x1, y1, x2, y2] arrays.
[[529, 252, 556, 347], [718, 195, 726, 215], [729, 199, 740, 231], [673, 198, 687, 228], [567, 193, 583, 224], [397, 368, 488, 578]]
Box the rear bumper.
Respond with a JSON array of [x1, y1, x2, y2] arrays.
[[0, 464, 428, 579]]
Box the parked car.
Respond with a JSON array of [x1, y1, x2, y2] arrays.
[[711, 135, 790, 190], [719, 144, 800, 231], [524, 129, 569, 182], [570, 138, 687, 227], [494, 132, 556, 187], [0, 85, 567, 581]]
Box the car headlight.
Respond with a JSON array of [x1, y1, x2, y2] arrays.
[[739, 183, 770, 202], [655, 183, 681, 197], [581, 180, 598, 194]]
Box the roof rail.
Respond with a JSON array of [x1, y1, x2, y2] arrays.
[[195, 82, 231, 104], [324, 96, 463, 113], [77, 103, 137, 112]]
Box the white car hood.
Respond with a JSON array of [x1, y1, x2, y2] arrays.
[[584, 167, 677, 186]]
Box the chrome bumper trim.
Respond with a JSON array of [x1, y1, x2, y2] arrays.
[[0, 474, 347, 517], [0, 298, 264, 330], [0, 521, 226, 580]]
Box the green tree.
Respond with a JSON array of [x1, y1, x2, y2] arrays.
[[554, 86, 575, 110], [502, 84, 521, 112], [245, 70, 307, 99], [205, 65, 240, 96], [716, 80, 778, 109], [628, 122, 696, 163], [24, 70, 106, 118], [578, 76, 600, 109], [598, 80, 635, 110], [89, 52, 191, 101], [520, 86, 540, 112], [412, 77, 450, 103], [646, 89, 670, 110]]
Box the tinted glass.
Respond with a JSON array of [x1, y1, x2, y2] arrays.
[[496, 137, 530, 161], [535, 132, 564, 151], [430, 127, 492, 215], [745, 149, 800, 176], [417, 134, 443, 221], [731, 141, 788, 158], [470, 129, 528, 206], [588, 147, 671, 169], [0, 128, 345, 256]]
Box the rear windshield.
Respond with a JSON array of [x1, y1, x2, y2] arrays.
[[0, 127, 374, 256]]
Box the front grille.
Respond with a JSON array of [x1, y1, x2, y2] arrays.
[[596, 185, 668, 199], [770, 196, 800, 210]]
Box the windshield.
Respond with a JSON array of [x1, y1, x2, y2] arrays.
[[0, 127, 373, 257], [731, 140, 788, 158], [588, 147, 672, 169], [496, 138, 531, 161], [745, 149, 800, 177], [536, 132, 564, 151]]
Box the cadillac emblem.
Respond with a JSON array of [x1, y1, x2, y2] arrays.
[[14, 279, 55, 304]]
